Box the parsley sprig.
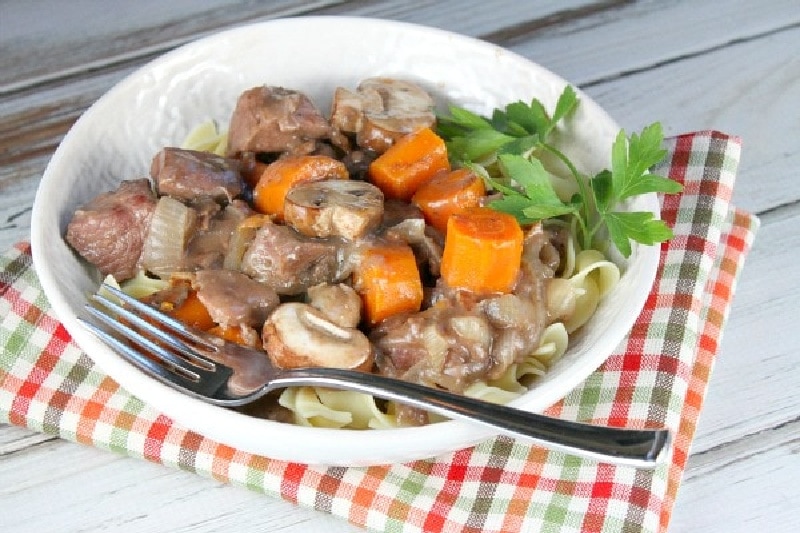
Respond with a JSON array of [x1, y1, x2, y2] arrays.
[[436, 87, 682, 257]]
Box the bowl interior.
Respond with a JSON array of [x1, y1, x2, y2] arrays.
[[31, 16, 659, 465]]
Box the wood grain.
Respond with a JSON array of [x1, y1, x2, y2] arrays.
[[1, 0, 798, 531]]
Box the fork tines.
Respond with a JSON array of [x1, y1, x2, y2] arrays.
[[80, 283, 232, 397]]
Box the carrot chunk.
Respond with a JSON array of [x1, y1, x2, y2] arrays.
[[252, 155, 348, 219], [353, 243, 424, 326], [367, 127, 450, 201], [440, 207, 523, 294], [208, 325, 252, 346], [411, 168, 486, 233], [166, 290, 216, 331]]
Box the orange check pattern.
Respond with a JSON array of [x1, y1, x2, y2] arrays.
[[0, 132, 758, 532]]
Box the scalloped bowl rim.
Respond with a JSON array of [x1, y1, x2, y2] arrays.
[[31, 17, 660, 466]]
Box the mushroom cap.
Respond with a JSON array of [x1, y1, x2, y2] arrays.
[[284, 179, 384, 240], [331, 78, 436, 154], [263, 302, 373, 372]]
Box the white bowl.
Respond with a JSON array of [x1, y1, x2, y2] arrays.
[[31, 17, 660, 465]]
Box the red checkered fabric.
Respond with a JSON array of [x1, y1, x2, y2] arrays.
[[0, 132, 758, 532]]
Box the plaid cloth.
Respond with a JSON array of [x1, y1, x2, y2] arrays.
[[0, 132, 758, 533]]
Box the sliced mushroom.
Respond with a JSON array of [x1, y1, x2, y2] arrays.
[[283, 179, 384, 240], [306, 282, 362, 328], [331, 78, 436, 153], [262, 302, 373, 371], [329, 86, 382, 134]]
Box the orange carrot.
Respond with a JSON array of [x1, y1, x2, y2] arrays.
[[208, 325, 253, 346], [165, 289, 216, 331], [367, 127, 450, 201], [353, 243, 424, 325], [411, 168, 486, 233], [440, 207, 523, 294], [252, 155, 348, 219]]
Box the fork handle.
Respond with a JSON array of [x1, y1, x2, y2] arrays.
[[270, 368, 670, 468]]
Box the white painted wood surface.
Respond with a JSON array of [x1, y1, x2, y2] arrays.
[[1, 1, 798, 531]]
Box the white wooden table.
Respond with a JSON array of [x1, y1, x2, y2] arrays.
[[1, 1, 798, 531]]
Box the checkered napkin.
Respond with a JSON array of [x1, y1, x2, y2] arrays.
[[0, 132, 758, 532]]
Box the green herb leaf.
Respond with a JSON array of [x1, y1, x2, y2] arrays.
[[522, 203, 577, 220], [613, 123, 672, 200], [442, 105, 493, 131], [497, 154, 576, 221], [446, 129, 514, 161], [610, 129, 629, 200], [597, 122, 681, 255], [497, 134, 540, 156], [621, 173, 684, 197], [591, 169, 614, 214], [498, 154, 552, 199], [605, 211, 674, 256], [435, 86, 682, 258], [489, 109, 511, 134], [547, 86, 579, 136], [603, 211, 634, 258], [504, 101, 542, 135], [487, 195, 539, 225]]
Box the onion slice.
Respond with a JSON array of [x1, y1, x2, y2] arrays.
[[139, 196, 196, 278]]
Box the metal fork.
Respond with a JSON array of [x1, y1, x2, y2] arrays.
[[79, 283, 670, 468]]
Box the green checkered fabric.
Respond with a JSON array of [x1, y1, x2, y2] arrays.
[[0, 132, 758, 532]]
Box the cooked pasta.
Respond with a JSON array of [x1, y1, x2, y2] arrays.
[[181, 120, 228, 155], [118, 268, 170, 299], [563, 249, 621, 333], [280, 387, 400, 429]]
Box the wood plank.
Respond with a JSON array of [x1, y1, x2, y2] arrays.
[[508, 0, 800, 88], [3, 0, 798, 244], [3, 27, 797, 250], [672, 418, 800, 532], [0, 0, 348, 92], [0, 433, 359, 533], [0, 0, 602, 166], [313, 0, 608, 36], [0, 424, 57, 455], [0, 0, 599, 93], [580, 25, 800, 215]]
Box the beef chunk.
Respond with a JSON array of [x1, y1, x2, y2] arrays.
[[65, 179, 156, 281], [371, 305, 494, 393], [240, 221, 340, 295], [226, 86, 331, 157], [193, 270, 279, 329], [150, 147, 243, 203]]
